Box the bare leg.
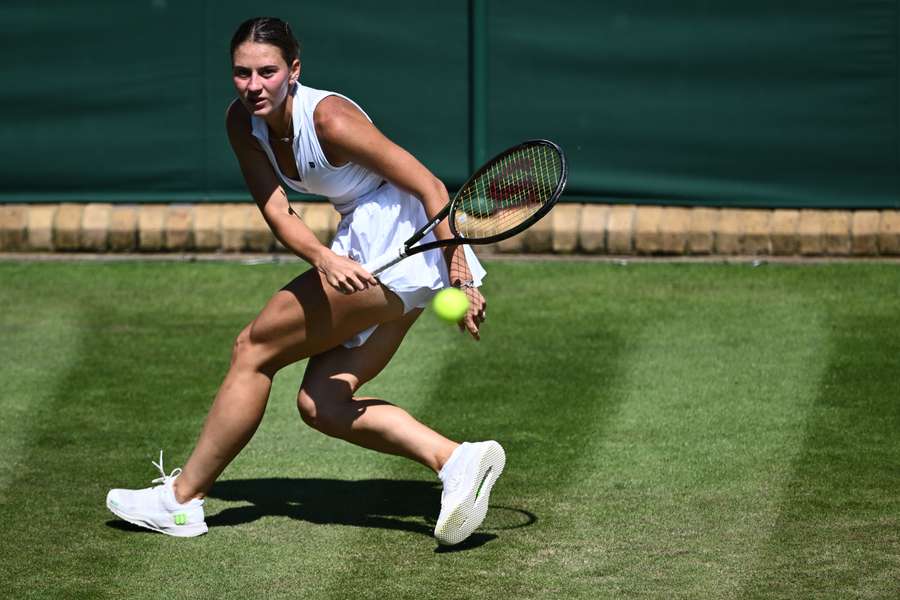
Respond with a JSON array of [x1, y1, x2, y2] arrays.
[[173, 268, 407, 503], [297, 308, 459, 473]]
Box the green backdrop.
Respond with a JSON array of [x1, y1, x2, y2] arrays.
[[1, 0, 897, 208]]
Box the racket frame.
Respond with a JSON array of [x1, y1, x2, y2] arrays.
[[368, 139, 567, 276]]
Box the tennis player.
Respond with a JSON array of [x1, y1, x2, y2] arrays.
[[106, 17, 504, 546]]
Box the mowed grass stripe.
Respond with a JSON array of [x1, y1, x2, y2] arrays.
[[0, 265, 88, 497], [578, 268, 831, 598], [740, 311, 900, 599], [0, 262, 277, 598]]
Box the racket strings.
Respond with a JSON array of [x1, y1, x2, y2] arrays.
[[453, 144, 562, 241]]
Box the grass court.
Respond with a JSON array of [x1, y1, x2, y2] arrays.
[[1, 258, 898, 598]]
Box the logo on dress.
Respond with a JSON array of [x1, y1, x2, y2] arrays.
[[309, 162, 316, 168]]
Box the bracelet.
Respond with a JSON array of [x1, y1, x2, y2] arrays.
[[457, 279, 476, 289]]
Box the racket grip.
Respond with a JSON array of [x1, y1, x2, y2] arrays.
[[366, 248, 406, 277]]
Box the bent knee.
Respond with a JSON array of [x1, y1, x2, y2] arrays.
[[296, 388, 319, 428], [230, 324, 281, 376], [296, 385, 354, 435], [230, 326, 252, 363]]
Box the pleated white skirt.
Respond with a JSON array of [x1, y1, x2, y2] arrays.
[[330, 182, 486, 348]]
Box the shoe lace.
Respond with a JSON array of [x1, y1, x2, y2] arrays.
[[150, 450, 182, 485]]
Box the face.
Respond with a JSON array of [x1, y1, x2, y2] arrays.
[[231, 41, 300, 116]]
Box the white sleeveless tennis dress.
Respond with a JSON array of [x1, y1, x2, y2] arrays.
[[249, 82, 486, 348]]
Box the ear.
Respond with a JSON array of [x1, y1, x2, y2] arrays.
[[290, 59, 301, 83]]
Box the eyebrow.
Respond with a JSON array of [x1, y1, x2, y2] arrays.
[[232, 64, 281, 71]]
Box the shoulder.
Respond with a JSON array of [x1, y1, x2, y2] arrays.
[[313, 95, 371, 146]]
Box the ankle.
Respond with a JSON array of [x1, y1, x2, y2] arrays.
[[436, 442, 462, 474], [172, 477, 202, 505]]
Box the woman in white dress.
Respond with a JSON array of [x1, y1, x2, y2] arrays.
[[106, 16, 505, 547]]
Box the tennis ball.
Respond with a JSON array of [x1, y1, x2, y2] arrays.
[[432, 287, 469, 323]]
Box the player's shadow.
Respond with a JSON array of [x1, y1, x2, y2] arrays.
[[207, 477, 437, 536], [197, 477, 534, 550]]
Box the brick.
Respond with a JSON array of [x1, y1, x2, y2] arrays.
[[523, 209, 553, 252], [770, 210, 800, 255], [27, 205, 57, 250], [879, 211, 900, 255], [687, 207, 718, 255], [81, 203, 112, 251], [578, 204, 608, 254], [715, 209, 741, 254], [245, 205, 275, 251], [53, 203, 84, 251], [286, 202, 309, 221], [823, 211, 851, 256], [607, 205, 635, 255], [798, 210, 826, 255], [551, 203, 581, 253], [303, 203, 337, 246], [494, 235, 524, 253], [850, 210, 880, 256], [0, 204, 28, 250], [634, 206, 664, 255], [659, 207, 690, 254], [739, 209, 771, 255], [165, 205, 193, 250], [138, 205, 168, 251], [109, 206, 138, 251], [494, 207, 532, 253], [221, 204, 252, 252], [193, 204, 223, 251]]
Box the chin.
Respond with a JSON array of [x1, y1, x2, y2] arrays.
[[241, 98, 267, 115]]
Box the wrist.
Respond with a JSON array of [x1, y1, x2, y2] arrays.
[[309, 246, 332, 270]]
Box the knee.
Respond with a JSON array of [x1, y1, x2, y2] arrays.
[[230, 326, 256, 366], [296, 388, 320, 429], [230, 324, 278, 376], [296, 384, 353, 436]]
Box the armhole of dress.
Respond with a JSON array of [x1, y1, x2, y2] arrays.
[[309, 93, 373, 171], [316, 92, 374, 124]]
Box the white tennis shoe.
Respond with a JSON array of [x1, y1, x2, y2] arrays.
[[106, 451, 207, 537], [434, 441, 506, 546]]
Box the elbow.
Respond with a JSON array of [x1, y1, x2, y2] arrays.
[[430, 176, 449, 201]]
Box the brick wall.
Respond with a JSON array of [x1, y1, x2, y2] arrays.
[[2, 203, 899, 256]]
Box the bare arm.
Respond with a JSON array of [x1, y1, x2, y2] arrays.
[[225, 100, 376, 293]]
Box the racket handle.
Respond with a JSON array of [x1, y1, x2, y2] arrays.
[[366, 247, 407, 277]]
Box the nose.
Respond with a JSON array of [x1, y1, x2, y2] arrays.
[[247, 72, 263, 93]]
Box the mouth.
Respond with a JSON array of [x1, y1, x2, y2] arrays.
[[248, 97, 266, 109]]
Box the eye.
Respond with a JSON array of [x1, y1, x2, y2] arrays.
[[233, 68, 250, 79]]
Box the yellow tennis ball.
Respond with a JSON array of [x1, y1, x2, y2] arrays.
[[432, 287, 469, 323]]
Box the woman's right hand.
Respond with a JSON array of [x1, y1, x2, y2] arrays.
[[315, 249, 378, 294]]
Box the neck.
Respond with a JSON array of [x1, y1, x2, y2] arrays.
[[264, 92, 294, 141]]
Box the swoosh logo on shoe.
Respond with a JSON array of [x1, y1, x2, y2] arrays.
[[475, 467, 493, 500]]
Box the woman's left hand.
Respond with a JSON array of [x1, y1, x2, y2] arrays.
[[458, 286, 487, 341]]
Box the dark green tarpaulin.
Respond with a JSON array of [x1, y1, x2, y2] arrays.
[[0, 1, 897, 207]]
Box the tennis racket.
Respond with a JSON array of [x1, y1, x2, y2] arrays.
[[366, 139, 568, 277]]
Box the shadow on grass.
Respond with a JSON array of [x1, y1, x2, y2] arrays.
[[117, 477, 536, 549]]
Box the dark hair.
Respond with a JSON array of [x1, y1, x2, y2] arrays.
[[230, 17, 300, 65]]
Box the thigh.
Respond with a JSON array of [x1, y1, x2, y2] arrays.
[[246, 267, 407, 372], [300, 307, 423, 397]]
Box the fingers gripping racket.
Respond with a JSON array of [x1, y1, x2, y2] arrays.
[[366, 139, 568, 277]]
